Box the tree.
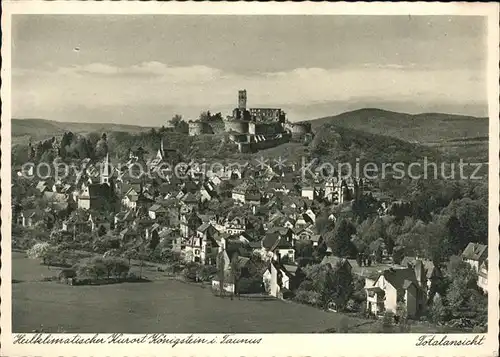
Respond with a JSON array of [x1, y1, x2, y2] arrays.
[[392, 246, 405, 265], [122, 248, 138, 268], [303, 262, 354, 311], [355, 253, 363, 267], [88, 257, 107, 280], [199, 111, 211, 122], [295, 240, 314, 260], [329, 262, 354, 311], [216, 250, 227, 297], [444, 198, 488, 252], [95, 133, 109, 159], [315, 214, 335, 235], [230, 253, 242, 299], [113, 258, 130, 280], [381, 311, 395, 332], [429, 293, 448, 324], [446, 259, 478, 318], [171, 114, 183, 127], [329, 219, 356, 257], [27, 242, 55, 268], [97, 225, 107, 237], [396, 301, 408, 322], [369, 238, 385, 263], [176, 121, 189, 134]]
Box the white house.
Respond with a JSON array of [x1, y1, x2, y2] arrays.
[[301, 186, 314, 200], [122, 188, 139, 209], [224, 217, 246, 235], [365, 267, 420, 318], [148, 204, 168, 220], [477, 259, 488, 292]]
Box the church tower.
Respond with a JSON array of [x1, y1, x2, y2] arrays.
[[101, 153, 111, 185]]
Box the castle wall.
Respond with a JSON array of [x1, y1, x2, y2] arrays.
[[234, 132, 291, 153], [225, 120, 249, 134], [249, 122, 284, 135], [188, 122, 213, 136], [229, 133, 250, 143], [249, 108, 282, 121]]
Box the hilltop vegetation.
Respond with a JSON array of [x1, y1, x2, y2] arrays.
[[309, 123, 443, 166], [309, 109, 488, 162], [310, 108, 488, 144], [11, 118, 152, 145], [12, 107, 489, 165]]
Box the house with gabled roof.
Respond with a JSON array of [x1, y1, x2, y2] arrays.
[[232, 181, 261, 205], [78, 183, 113, 210], [181, 192, 199, 209], [224, 216, 247, 235], [401, 257, 443, 298], [462, 243, 488, 271], [365, 266, 424, 318], [296, 225, 322, 247], [261, 230, 295, 263], [19, 209, 43, 228], [182, 223, 220, 264], [122, 187, 139, 209], [148, 203, 168, 220], [263, 255, 304, 298]]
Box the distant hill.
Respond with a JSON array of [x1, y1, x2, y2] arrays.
[[11, 118, 152, 144], [309, 108, 488, 144], [308, 108, 488, 163]]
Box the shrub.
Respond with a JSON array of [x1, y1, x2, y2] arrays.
[[167, 262, 184, 274], [297, 279, 314, 291], [281, 288, 295, 300], [27, 242, 55, 265], [238, 277, 263, 294], [183, 262, 201, 282], [381, 311, 395, 332], [59, 268, 77, 280], [197, 265, 218, 282], [346, 299, 361, 312], [294, 289, 322, 306]]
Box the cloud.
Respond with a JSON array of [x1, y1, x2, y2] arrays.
[[12, 61, 487, 122]]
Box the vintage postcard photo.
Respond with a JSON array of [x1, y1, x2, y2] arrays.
[[1, 2, 499, 356]]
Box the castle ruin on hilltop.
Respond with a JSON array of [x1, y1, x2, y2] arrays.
[[187, 90, 313, 153]]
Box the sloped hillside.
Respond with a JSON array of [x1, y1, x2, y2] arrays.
[[11, 118, 152, 143], [310, 108, 488, 144]]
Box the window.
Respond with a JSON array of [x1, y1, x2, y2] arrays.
[[195, 249, 200, 255]]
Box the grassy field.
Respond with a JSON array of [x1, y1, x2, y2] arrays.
[[12, 251, 458, 333], [12, 251, 376, 333]]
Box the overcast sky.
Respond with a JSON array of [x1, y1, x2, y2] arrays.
[[12, 15, 488, 125]]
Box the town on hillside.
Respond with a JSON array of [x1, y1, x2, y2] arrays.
[[11, 91, 489, 333]]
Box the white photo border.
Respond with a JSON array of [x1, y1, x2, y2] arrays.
[[1, 2, 499, 356]]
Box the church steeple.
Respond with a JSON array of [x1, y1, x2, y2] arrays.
[[101, 153, 111, 185]]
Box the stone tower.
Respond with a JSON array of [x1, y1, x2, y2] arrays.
[[238, 90, 247, 110]]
